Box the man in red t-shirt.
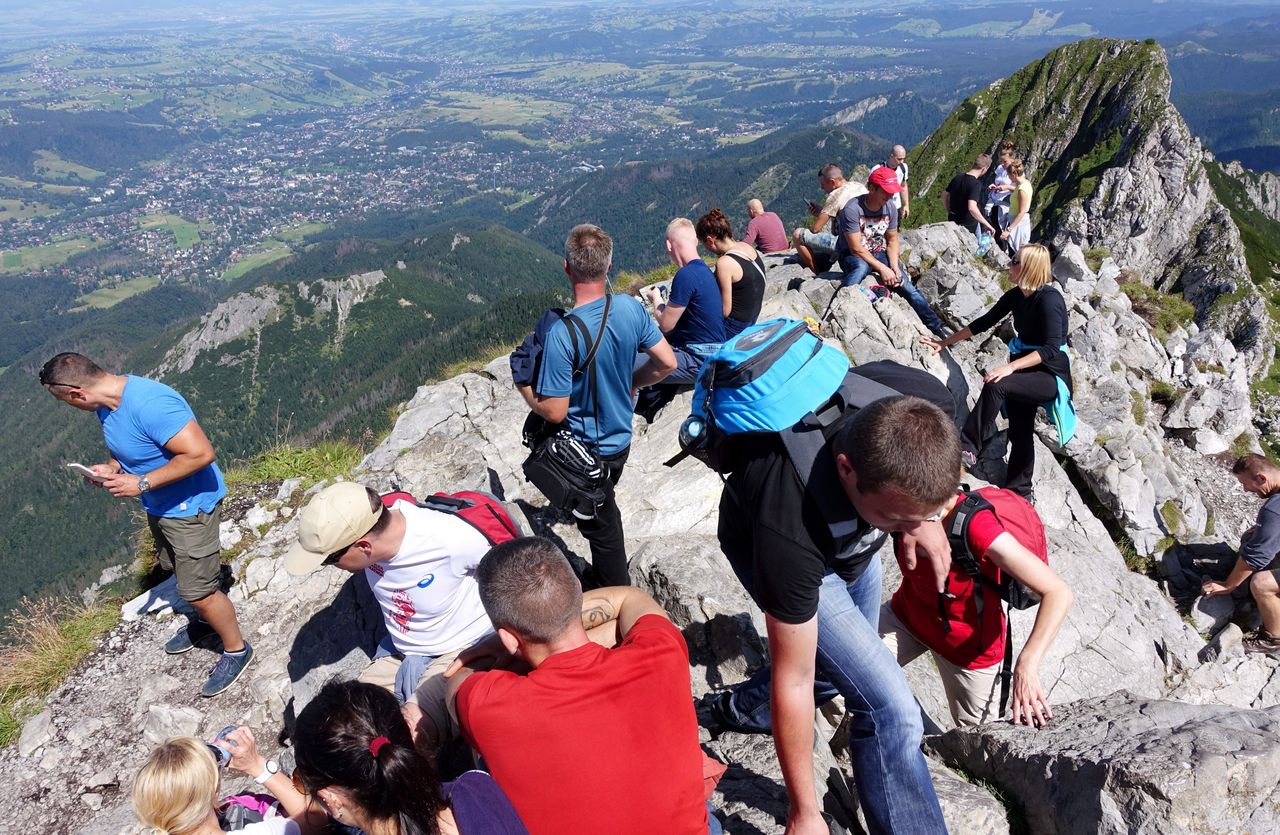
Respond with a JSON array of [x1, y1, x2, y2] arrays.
[[885, 489, 1073, 727], [446, 537, 723, 835]]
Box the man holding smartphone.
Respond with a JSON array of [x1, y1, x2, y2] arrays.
[[40, 352, 251, 698]]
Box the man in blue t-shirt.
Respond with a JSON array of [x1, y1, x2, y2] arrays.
[[836, 166, 947, 338], [519, 224, 676, 586], [643, 217, 727, 383], [41, 352, 251, 698]]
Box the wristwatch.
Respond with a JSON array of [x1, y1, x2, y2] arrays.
[[136, 474, 152, 493], [254, 759, 280, 784]]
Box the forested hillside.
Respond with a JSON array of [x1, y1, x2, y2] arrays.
[[517, 125, 890, 270], [0, 221, 563, 622]]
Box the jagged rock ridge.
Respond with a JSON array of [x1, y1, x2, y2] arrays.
[[910, 38, 1272, 374]]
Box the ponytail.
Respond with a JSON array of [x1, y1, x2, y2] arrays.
[[295, 680, 443, 835]]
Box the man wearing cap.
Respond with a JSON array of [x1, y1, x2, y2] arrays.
[[835, 166, 947, 338], [40, 351, 249, 698], [285, 482, 496, 746]]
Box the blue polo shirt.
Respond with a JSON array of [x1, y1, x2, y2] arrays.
[[97, 376, 226, 518], [535, 295, 662, 455]]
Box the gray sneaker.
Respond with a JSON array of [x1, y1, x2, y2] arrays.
[[201, 643, 254, 697], [164, 620, 222, 655]]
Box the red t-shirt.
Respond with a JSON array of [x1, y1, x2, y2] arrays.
[[455, 614, 710, 835], [891, 502, 1007, 669]]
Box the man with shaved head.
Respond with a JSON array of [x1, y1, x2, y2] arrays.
[[742, 199, 788, 253], [869, 144, 911, 221]]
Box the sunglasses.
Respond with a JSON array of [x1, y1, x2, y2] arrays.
[[38, 370, 77, 388]]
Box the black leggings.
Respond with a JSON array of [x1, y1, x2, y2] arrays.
[[961, 368, 1059, 498]]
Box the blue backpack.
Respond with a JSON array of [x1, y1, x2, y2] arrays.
[[665, 318, 850, 472]]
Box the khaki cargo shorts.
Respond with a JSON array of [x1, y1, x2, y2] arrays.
[[149, 504, 223, 603]]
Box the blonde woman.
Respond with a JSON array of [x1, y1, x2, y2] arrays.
[[922, 243, 1074, 498], [133, 731, 311, 835], [1001, 160, 1033, 252]]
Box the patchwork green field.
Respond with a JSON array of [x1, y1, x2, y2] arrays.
[[138, 213, 203, 248], [0, 237, 104, 273], [221, 244, 292, 281], [0, 198, 56, 220], [31, 150, 103, 182], [71, 274, 162, 310]]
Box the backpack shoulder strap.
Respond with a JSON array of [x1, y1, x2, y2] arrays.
[[780, 370, 904, 539], [946, 491, 992, 581]]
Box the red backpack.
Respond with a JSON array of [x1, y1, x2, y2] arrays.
[[381, 490, 521, 546], [945, 486, 1050, 713]]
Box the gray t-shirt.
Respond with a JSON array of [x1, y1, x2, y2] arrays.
[[1241, 494, 1280, 570]]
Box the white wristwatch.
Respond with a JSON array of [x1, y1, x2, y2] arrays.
[[254, 759, 279, 784]]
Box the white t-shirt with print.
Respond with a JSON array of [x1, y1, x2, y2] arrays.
[[364, 501, 494, 657]]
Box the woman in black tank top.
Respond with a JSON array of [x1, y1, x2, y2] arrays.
[[695, 208, 766, 338]]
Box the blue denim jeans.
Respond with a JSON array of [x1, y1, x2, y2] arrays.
[[837, 250, 944, 334], [707, 801, 722, 835], [724, 555, 947, 834]]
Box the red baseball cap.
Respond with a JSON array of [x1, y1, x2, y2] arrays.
[[868, 166, 903, 195]]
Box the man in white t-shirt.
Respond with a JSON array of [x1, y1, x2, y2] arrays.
[[285, 481, 495, 746], [868, 145, 910, 219], [792, 162, 867, 274]]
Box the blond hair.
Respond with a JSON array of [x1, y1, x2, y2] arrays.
[[1007, 159, 1025, 178], [1016, 243, 1052, 291], [133, 737, 220, 835]]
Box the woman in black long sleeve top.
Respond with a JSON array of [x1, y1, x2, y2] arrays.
[[922, 243, 1071, 498]]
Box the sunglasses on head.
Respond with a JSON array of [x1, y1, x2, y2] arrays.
[[38, 369, 76, 388]]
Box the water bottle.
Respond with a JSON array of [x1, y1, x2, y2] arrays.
[[977, 232, 993, 257], [207, 725, 238, 768]]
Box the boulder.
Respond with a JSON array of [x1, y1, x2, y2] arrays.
[[927, 691, 1280, 835]]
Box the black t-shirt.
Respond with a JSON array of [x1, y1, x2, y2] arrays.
[[945, 173, 983, 231], [718, 434, 886, 624]]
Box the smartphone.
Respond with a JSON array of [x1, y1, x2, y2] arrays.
[[66, 463, 107, 483]]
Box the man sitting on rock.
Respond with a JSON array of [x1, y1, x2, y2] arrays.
[[835, 166, 948, 338], [447, 536, 723, 834], [1202, 453, 1280, 655], [285, 481, 497, 747], [742, 198, 789, 253], [791, 163, 865, 274], [710, 378, 958, 834]]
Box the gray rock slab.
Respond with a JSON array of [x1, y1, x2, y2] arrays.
[[927, 691, 1280, 835]]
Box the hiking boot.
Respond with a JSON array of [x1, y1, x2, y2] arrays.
[[1243, 630, 1280, 656], [165, 619, 223, 654], [961, 449, 978, 470], [706, 691, 769, 737], [201, 642, 255, 697]]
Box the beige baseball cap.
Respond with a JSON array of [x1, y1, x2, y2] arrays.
[[284, 482, 380, 576]]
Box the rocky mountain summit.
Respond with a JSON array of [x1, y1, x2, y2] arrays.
[[8, 224, 1280, 834], [6, 37, 1280, 835]]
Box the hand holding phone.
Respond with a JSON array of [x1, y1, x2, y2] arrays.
[[66, 463, 107, 484]]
